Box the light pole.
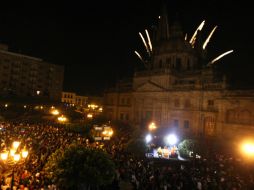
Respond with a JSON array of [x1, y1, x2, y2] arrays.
[[0, 141, 28, 190]]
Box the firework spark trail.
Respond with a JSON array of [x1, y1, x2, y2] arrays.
[[189, 20, 205, 45], [134, 51, 144, 62], [203, 26, 218, 50], [211, 50, 234, 64], [139, 32, 150, 55], [145, 29, 153, 52]]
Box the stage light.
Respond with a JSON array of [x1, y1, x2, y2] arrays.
[[145, 134, 152, 143], [165, 134, 178, 145]]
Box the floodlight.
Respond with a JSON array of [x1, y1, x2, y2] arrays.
[[145, 134, 152, 143], [165, 134, 177, 145]]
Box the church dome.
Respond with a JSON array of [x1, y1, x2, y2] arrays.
[[155, 38, 193, 54], [154, 21, 194, 55]]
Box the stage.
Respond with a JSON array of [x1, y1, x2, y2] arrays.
[[145, 147, 188, 161]]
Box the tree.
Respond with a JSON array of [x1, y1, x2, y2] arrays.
[[44, 144, 115, 189], [178, 139, 201, 159], [125, 138, 147, 158]]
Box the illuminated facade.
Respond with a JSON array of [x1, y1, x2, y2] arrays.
[[0, 44, 64, 100], [104, 8, 254, 138], [61, 92, 88, 107]]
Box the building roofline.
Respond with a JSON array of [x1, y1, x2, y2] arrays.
[[0, 49, 43, 61]]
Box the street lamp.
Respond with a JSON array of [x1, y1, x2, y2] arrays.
[[0, 141, 29, 190], [148, 122, 157, 131], [50, 109, 60, 116], [57, 115, 68, 123]]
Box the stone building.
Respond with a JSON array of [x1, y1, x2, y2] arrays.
[[61, 91, 103, 109], [0, 44, 64, 100], [61, 91, 88, 107], [104, 7, 254, 139]]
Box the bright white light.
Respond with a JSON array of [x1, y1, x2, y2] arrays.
[[210, 50, 234, 64], [165, 134, 177, 145], [145, 134, 152, 143]]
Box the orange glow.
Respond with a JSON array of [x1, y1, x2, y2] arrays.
[[58, 115, 67, 122], [51, 109, 60, 115], [241, 141, 254, 156], [87, 113, 93, 119], [0, 151, 8, 160], [148, 122, 157, 131], [102, 128, 113, 137]]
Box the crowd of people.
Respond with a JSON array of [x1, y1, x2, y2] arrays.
[[0, 121, 88, 189], [0, 120, 254, 189]]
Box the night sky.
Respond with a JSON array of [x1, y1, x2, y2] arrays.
[[0, 0, 253, 95]]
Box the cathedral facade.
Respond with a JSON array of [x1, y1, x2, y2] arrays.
[[104, 8, 254, 139]]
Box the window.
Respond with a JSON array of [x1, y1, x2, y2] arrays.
[[187, 59, 190, 70], [204, 116, 215, 136], [175, 58, 181, 71], [226, 110, 235, 123], [184, 99, 191, 108], [239, 110, 251, 124], [166, 58, 171, 65], [176, 58, 181, 65], [145, 111, 152, 121], [159, 60, 163, 68], [174, 120, 179, 127], [184, 120, 189, 128], [121, 98, 125, 105], [208, 100, 214, 106], [126, 114, 129, 121], [174, 99, 180, 107], [120, 113, 124, 120], [127, 98, 130, 105]]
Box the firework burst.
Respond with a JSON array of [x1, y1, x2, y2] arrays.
[[135, 16, 233, 68], [134, 29, 153, 68]]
